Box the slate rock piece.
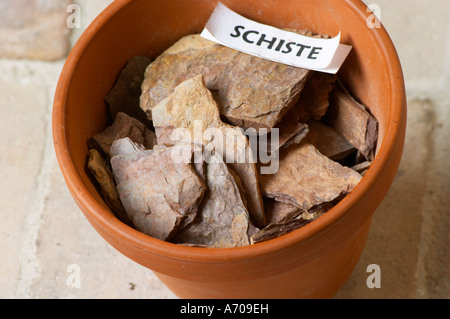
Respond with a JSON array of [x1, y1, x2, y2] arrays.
[[111, 144, 206, 241], [297, 72, 337, 121], [259, 70, 336, 154], [87, 149, 132, 227], [259, 142, 362, 212], [264, 107, 310, 153], [253, 197, 325, 244], [89, 112, 156, 158], [151, 75, 266, 228], [251, 218, 312, 244], [304, 120, 356, 161], [351, 160, 372, 173], [172, 153, 256, 248], [140, 34, 311, 130], [110, 137, 146, 158], [326, 84, 379, 161], [105, 56, 152, 127]]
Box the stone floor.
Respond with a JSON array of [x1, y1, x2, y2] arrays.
[[0, 0, 448, 299]]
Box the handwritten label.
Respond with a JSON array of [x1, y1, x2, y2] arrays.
[[201, 2, 352, 74]]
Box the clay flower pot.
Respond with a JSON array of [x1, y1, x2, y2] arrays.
[[53, 0, 406, 298]]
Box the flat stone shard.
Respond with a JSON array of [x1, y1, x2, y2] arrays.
[[172, 153, 256, 248], [105, 56, 152, 127], [110, 137, 146, 158], [140, 34, 311, 130], [259, 142, 362, 211], [326, 84, 379, 161], [87, 149, 132, 227], [89, 112, 156, 158], [263, 197, 302, 225], [110, 145, 206, 241], [297, 72, 337, 121], [351, 160, 372, 173], [251, 218, 312, 244], [253, 197, 324, 244], [151, 75, 266, 228], [304, 120, 356, 161], [266, 108, 309, 153]]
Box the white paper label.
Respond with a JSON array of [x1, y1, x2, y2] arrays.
[[201, 2, 352, 74]]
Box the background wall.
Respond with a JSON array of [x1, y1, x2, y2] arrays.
[[0, 0, 448, 299]]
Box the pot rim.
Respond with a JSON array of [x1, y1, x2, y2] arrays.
[[53, 0, 406, 263]]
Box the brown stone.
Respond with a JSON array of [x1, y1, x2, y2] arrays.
[[252, 196, 326, 244], [172, 153, 256, 248], [110, 144, 206, 241], [351, 161, 372, 173], [266, 109, 309, 153], [259, 142, 362, 211], [151, 75, 266, 228], [89, 112, 156, 159], [105, 56, 152, 127], [110, 137, 147, 157], [326, 84, 379, 161], [87, 149, 132, 227], [140, 34, 311, 130], [250, 218, 312, 244], [297, 72, 337, 121], [304, 120, 356, 161], [0, 0, 71, 60], [263, 197, 302, 225]]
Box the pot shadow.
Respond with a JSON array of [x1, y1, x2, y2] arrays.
[[334, 98, 449, 299]]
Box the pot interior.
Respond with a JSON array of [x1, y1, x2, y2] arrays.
[[61, 0, 393, 234]]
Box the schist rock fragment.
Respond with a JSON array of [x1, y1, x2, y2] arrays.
[[263, 197, 302, 225], [151, 74, 265, 228], [172, 153, 257, 248], [87, 148, 132, 227], [110, 137, 146, 157], [304, 119, 356, 161], [105, 56, 152, 127], [326, 84, 378, 161], [296, 72, 337, 121], [351, 161, 372, 174], [262, 108, 309, 154], [251, 196, 326, 244], [260, 71, 336, 154], [89, 112, 157, 158], [259, 142, 362, 212], [251, 218, 312, 244], [110, 143, 206, 241], [140, 34, 311, 130]]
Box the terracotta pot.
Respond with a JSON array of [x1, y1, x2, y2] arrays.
[[53, 0, 406, 298]]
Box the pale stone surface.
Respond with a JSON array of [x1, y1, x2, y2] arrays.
[[0, 79, 47, 298], [0, 0, 448, 299], [29, 153, 176, 298], [0, 0, 72, 61]]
